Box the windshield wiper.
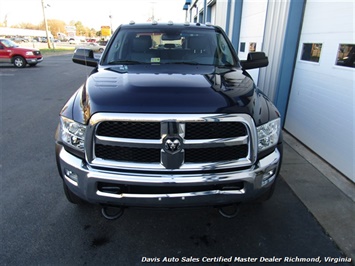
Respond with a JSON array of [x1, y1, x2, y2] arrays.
[[163, 61, 211, 65], [107, 60, 144, 65]]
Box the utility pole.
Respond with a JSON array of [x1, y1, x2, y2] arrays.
[[41, 0, 51, 49], [4, 14, 8, 27], [109, 13, 113, 35], [150, 2, 156, 21]]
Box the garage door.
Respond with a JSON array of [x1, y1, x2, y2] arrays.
[[284, 0, 354, 181]]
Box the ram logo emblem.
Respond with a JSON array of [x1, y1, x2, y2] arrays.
[[164, 138, 182, 154]]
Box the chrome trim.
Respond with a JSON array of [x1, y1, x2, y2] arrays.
[[95, 135, 248, 149], [85, 113, 257, 172], [96, 136, 162, 148], [91, 157, 253, 171], [97, 189, 245, 199], [57, 146, 280, 205], [90, 113, 253, 123], [64, 175, 78, 186], [60, 146, 279, 185], [184, 136, 248, 148]]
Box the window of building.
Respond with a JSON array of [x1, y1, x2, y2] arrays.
[[249, 42, 256, 52], [301, 43, 322, 62], [336, 44, 355, 68], [240, 42, 245, 52]]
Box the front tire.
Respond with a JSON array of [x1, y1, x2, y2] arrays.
[[13, 56, 26, 68]]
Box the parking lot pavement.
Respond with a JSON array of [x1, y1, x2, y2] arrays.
[[281, 131, 355, 261], [0, 55, 353, 265]]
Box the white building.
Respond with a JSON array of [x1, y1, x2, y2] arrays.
[[0, 27, 53, 39], [185, 0, 354, 182]]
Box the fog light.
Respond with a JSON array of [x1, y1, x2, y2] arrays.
[[262, 169, 275, 186], [65, 168, 78, 183]]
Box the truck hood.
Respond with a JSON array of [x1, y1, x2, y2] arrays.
[[10, 46, 40, 52], [66, 64, 272, 125]]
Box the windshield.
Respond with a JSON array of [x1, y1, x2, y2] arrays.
[[102, 26, 237, 67], [1, 39, 18, 48]]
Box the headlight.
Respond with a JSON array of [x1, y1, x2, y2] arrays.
[[25, 51, 34, 56], [257, 118, 280, 152], [60, 117, 86, 152]]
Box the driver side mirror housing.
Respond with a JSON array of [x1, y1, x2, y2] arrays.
[[72, 48, 99, 67], [241, 52, 268, 70]]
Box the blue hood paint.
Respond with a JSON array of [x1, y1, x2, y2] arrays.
[[61, 64, 277, 126]]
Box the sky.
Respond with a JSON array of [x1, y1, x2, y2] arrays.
[[0, 0, 187, 30]]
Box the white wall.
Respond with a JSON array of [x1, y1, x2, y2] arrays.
[[285, 0, 355, 181], [257, 0, 290, 101], [238, 0, 268, 83], [214, 0, 228, 29], [210, 2, 216, 24]]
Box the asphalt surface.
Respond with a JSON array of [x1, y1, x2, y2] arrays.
[[0, 54, 352, 265]]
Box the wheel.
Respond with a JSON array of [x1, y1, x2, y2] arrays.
[[63, 182, 84, 204], [13, 56, 26, 68]]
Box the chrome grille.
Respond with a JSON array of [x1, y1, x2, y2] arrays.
[[86, 113, 257, 172]]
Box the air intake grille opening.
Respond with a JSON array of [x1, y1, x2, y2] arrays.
[[185, 122, 247, 139], [97, 181, 244, 194], [95, 144, 160, 163], [185, 145, 248, 163], [97, 121, 161, 139]]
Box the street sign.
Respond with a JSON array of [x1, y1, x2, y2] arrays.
[[65, 26, 76, 37], [101, 26, 111, 36]]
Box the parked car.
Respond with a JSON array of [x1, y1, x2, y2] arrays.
[[11, 37, 29, 43], [56, 22, 283, 219], [75, 42, 105, 53], [68, 38, 81, 44], [87, 38, 97, 43], [0, 38, 43, 68], [98, 40, 108, 46]]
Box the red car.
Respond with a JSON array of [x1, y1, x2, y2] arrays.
[[0, 38, 43, 68]]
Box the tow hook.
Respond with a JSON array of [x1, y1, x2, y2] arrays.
[[101, 205, 125, 220], [218, 203, 240, 218]]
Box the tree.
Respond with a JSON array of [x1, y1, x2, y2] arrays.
[[1, 14, 8, 27], [37, 19, 66, 39], [4, 18, 97, 39], [69, 20, 85, 36], [48, 19, 66, 38], [12, 22, 40, 30]]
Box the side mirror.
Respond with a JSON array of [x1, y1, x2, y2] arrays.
[[241, 52, 268, 70], [72, 48, 99, 67]]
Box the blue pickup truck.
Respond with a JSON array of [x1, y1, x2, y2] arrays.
[[55, 22, 283, 219]]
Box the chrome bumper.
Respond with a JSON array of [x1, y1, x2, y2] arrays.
[[56, 144, 281, 207], [26, 57, 43, 64]]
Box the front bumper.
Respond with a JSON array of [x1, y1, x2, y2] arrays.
[[26, 57, 43, 64], [56, 144, 281, 207]]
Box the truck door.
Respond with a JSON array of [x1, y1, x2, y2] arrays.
[[0, 41, 12, 63]]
